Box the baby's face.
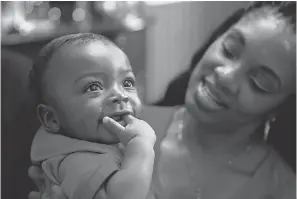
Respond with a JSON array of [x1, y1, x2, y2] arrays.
[[43, 42, 141, 143]]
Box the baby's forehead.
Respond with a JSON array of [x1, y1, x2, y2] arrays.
[[52, 42, 128, 66], [44, 42, 131, 83]]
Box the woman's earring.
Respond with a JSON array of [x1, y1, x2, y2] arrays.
[[264, 117, 276, 141]]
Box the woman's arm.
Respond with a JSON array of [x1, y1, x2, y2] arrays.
[[28, 165, 158, 199], [29, 145, 154, 199]]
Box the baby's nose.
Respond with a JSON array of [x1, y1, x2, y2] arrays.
[[110, 94, 129, 104], [107, 86, 129, 104]]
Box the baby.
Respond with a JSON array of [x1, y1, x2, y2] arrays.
[[30, 33, 156, 199]]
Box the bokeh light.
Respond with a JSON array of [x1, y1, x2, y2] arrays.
[[72, 8, 85, 22], [48, 7, 61, 21]]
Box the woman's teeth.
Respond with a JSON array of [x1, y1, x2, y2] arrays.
[[195, 80, 226, 110]]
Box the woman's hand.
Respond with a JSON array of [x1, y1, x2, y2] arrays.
[[28, 166, 68, 199]]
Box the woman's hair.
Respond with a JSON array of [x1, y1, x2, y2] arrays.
[[29, 33, 115, 106], [268, 94, 296, 171], [155, 1, 296, 171]]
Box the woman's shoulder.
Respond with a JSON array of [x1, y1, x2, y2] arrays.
[[230, 142, 294, 177], [265, 147, 295, 181], [230, 144, 295, 199], [252, 144, 295, 179], [259, 147, 296, 198]]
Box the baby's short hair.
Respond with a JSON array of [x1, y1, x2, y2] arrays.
[[30, 33, 116, 106]]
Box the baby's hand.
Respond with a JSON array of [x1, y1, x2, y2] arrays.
[[103, 114, 156, 147]]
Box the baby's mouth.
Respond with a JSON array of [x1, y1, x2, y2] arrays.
[[110, 115, 127, 127], [99, 110, 134, 127]]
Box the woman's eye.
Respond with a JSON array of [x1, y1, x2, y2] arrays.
[[223, 45, 235, 59], [84, 82, 103, 92], [222, 41, 237, 59], [249, 69, 279, 93], [250, 77, 269, 93], [123, 79, 135, 88], [222, 36, 242, 60]]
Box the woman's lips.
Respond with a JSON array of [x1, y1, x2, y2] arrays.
[[194, 78, 228, 111]]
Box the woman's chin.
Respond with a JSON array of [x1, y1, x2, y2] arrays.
[[185, 92, 226, 124]]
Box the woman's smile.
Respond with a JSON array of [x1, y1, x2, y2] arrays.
[[194, 76, 229, 111]]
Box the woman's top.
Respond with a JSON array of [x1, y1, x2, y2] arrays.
[[144, 107, 296, 199]]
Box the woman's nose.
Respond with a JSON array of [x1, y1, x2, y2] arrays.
[[214, 65, 241, 96]]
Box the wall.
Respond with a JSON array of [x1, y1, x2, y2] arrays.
[[144, 1, 248, 103]]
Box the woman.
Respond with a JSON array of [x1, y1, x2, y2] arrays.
[[154, 1, 296, 173], [29, 2, 296, 199]]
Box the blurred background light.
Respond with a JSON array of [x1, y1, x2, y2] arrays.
[[144, 1, 182, 6], [18, 21, 36, 35], [72, 8, 85, 22], [34, 1, 43, 6], [124, 13, 144, 31], [48, 7, 61, 21], [102, 1, 118, 13]]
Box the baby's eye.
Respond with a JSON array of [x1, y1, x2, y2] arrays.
[[123, 78, 135, 88], [84, 82, 103, 92]]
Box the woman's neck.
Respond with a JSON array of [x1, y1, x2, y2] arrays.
[[181, 109, 263, 155]]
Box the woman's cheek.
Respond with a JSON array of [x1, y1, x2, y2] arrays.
[[237, 94, 262, 114], [237, 90, 284, 115]]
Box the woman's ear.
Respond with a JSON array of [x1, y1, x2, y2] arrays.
[[37, 104, 60, 133]]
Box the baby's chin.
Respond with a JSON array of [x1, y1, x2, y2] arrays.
[[61, 126, 120, 145], [82, 134, 120, 145]]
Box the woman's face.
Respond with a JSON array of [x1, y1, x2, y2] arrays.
[[185, 8, 296, 128]]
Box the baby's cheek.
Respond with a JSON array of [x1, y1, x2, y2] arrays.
[[55, 103, 78, 126], [130, 94, 142, 114], [67, 100, 101, 124], [70, 105, 102, 138], [85, 98, 104, 111]]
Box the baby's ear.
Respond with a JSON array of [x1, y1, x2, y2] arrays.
[[37, 104, 60, 133]]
